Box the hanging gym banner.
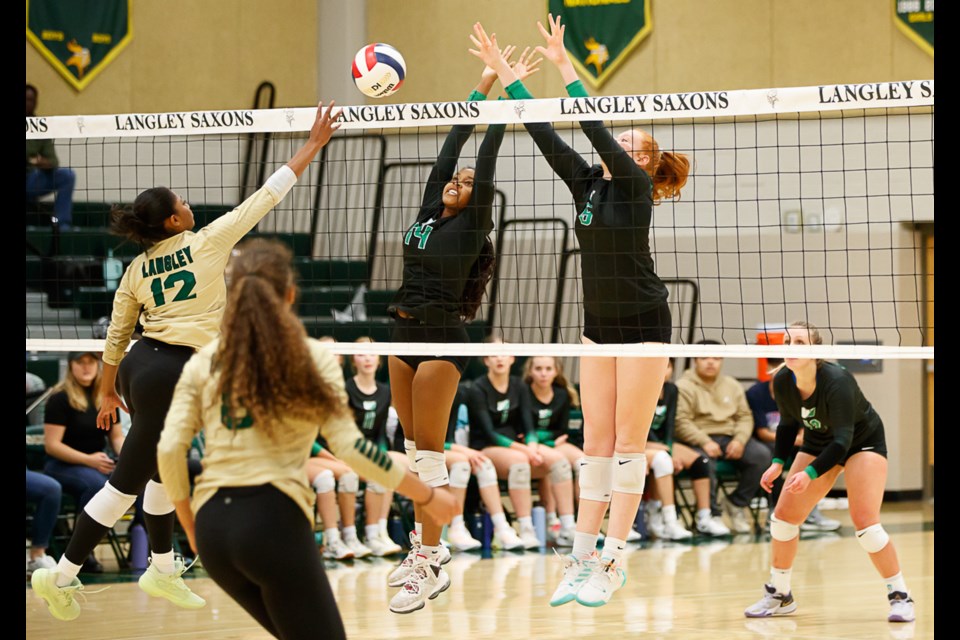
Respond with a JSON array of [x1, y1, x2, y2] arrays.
[[894, 0, 933, 57], [26, 0, 133, 91], [548, 0, 652, 88]]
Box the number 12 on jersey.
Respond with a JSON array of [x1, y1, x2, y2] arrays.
[[404, 222, 433, 250], [150, 270, 198, 307]]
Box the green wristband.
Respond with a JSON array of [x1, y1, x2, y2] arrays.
[[772, 457, 786, 466], [565, 79, 589, 98], [803, 466, 819, 480]]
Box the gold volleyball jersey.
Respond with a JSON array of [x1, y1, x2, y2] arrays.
[[103, 170, 294, 366], [157, 338, 406, 523]]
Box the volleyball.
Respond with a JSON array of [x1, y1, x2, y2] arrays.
[[352, 43, 406, 98]]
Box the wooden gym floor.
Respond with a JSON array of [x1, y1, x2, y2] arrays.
[[26, 501, 933, 639]]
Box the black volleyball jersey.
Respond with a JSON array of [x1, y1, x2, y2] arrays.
[[344, 377, 392, 448], [647, 382, 678, 444], [773, 362, 884, 476], [505, 79, 668, 318], [466, 375, 535, 449], [529, 383, 572, 446], [390, 92, 506, 327]]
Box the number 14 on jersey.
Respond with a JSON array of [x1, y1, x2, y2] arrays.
[[404, 222, 433, 250]]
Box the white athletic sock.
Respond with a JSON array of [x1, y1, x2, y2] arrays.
[[420, 544, 442, 566], [696, 508, 712, 522], [325, 527, 341, 544], [662, 504, 678, 525], [770, 567, 792, 594], [414, 522, 422, 538], [546, 511, 559, 525], [55, 556, 82, 587], [451, 514, 464, 529], [572, 532, 599, 560], [884, 572, 909, 595], [518, 515, 534, 531], [378, 518, 389, 535], [559, 514, 576, 529], [365, 524, 380, 541], [600, 537, 626, 564], [491, 512, 509, 531], [152, 550, 176, 574], [342, 525, 358, 542]]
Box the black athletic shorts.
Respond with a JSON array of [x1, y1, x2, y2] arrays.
[[391, 316, 470, 375], [582, 302, 672, 344], [801, 424, 888, 466]]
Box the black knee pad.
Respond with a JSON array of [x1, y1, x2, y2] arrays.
[[688, 455, 710, 480]]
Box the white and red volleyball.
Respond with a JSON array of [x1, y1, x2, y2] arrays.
[[352, 43, 406, 98]]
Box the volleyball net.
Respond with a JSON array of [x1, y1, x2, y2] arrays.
[[25, 80, 934, 371]]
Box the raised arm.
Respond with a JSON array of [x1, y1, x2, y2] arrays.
[[537, 14, 650, 201], [470, 22, 590, 191], [202, 101, 341, 253]]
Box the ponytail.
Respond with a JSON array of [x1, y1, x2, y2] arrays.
[[217, 239, 349, 440], [651, 151, 690, 203], [109, 187, 177, 248]]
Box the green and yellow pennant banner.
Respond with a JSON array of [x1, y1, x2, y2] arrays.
[[548, 0, 651, 88], [894, 0, 933, 56], [26, 0, 133, 91]]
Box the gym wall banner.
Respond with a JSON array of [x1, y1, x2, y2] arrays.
[[548, 0, 652, 89], [894, 0, 933, 57], [27, 0, 133, 91]]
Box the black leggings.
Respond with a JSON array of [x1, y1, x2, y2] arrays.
[[196, 485, 345, 640], [64, 337, 194, 564]]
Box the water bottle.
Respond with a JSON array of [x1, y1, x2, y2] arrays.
[[633, 502, 648, 540], [388, 515, 405, 547], [467, 512, 483, 542], [103, 248, 123, 291], [129, 523, 148, 571], [481, 512, 493, 552], [532, 506, 547, 548]]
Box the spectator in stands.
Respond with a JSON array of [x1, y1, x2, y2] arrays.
[[675, 342, 771, 534], [645, 360, 721, 539], [746, 359, 840, 532], [43, 353, 123, 510], [466, 348, 577, 548], [42, 352, 124, 572], [442, 381, 525, 551], [26, 84, 75, 228]]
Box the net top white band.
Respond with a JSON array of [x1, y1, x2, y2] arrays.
[[26, 80, 934, 140], [25, 339, 933, 360]]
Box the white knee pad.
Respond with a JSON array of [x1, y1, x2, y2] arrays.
[[612, 452, 647, 495], [573, 457, 585, 477], [650, 450, 674, 479], [549, 458, 573, 484], [578, 456, 613, 502], [312, 469, 335, 494], [508, 463, 531, 491], [416, 450, 449, 488], [476, 459, 498, 488], [448, 461, 471, 489], [84, 482, 137, 527], [404, 438, 417, 472], [143, 479, 175, 516], [338, 472, 359, 494], [769, 514, 800, 542], [856, 523, 890, 554], [365, 481, 387, 495]]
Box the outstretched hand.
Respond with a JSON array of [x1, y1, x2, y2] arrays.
[[511, 46, 543, 82], [309, 100, 343, 148], [469, 22, 506, 71], [481, 44, 516, 84], [536, 13, 569, 67]]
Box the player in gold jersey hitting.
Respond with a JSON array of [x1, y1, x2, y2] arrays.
[[32, 101, 341, 622]]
